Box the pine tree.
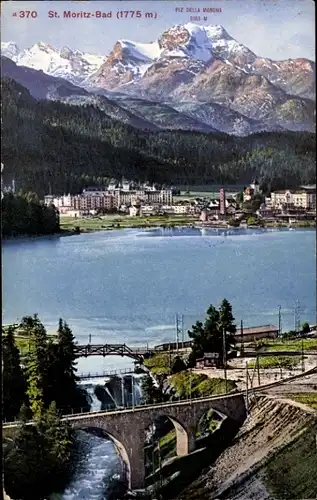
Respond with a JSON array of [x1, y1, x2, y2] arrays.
[[219, 298, 236, 350], [188, 299, 236, 367], [25, 317, 48, 418], [2, 326, 26, 421], [57, 319, 78, 384], [54, 319, 79, 412]]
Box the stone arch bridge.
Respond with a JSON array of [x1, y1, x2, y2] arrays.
[[63, 393, 246, 490]]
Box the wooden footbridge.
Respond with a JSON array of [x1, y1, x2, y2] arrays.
[[74, 343, 158, 361]]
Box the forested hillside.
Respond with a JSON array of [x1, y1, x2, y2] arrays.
[[2, 78, 316, 196], [2, 192, 60, 237]]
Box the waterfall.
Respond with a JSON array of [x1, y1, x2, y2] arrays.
[[85, 385, 102, 412]]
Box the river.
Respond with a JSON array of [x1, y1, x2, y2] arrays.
[[50, 376, 143, 500], [2, 227, 316, 498]]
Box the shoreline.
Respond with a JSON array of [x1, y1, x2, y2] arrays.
[[2, 223, 315, 242], [2, 229, 78, 242]]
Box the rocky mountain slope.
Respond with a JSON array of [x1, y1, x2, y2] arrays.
[[1, 56, 88, 100], [2, 24, 315, 133], [2, 56, 278, 135]]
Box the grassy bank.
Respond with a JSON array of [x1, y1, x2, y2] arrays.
[[248, 356, 300, 369], [144, 353, 172, 375], [59, 214, 316, 234], [286, 392, 317, 410], [170, 372, 237, 399], [60, 214, 198, 233], [256, 338, 317, 352]]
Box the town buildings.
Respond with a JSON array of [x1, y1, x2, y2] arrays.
[[269, 186, 316, 210], [243, 180, 261, 202], [44, 181, 316, 224], [44, 181, 174, 215]]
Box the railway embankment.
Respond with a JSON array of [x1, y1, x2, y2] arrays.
[[175, 394, 317, 500]]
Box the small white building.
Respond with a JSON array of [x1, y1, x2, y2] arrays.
[[122, 180, 131, 191], [108, 180, 117, 191], [140, 205, 156, 216], [129, 205, 140, 217], [62, 210, 84, 218], [172, 204, 190, 214]]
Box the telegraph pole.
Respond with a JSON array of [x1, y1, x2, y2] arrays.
[[222, 328, 228, 393], [294, 300, 300, 334], [131, 375, 135, 408], [278, 305, 282, 336], [256, 355, 261, 386], [240, 319, 244, 354], [176, 314, 178, 354], [181, 314, 184, 349], [175, 313, 181, 354], [121, 377, 125, 407], [245, 361, 249, 415]]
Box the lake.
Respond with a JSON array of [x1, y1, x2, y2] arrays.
[[2, 227, 316, 373]]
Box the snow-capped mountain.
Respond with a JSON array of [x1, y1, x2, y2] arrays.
[[1, 41, 20, 59], [1, 41, 105, 86], [90, 23, 314, 108], [1, 23, 315, 134]]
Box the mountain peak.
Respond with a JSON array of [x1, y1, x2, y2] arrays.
[[31, 41, 58, 53], [1, 41, 20, 59]]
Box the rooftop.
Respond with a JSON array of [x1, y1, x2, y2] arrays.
[[235, 324, 279, 336]]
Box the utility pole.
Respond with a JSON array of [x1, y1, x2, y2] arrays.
[[175, 314, 180, 354], [88, 334, 91, 344], [169, 344, 172, 375], [240, 319, 244, 354], [294, 300, 300, 334], [245, 361, 249, 415], [278, 305, 282, 336], [256, 355, 260, 386], [181, 314, 184, 349], [121, 377, 125, 407], [301, 334, 305, 373], [222, 328, 228, 393], [131, 375, 135, 408]]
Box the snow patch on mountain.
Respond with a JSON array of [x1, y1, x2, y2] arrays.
[[119, 39, 161, 61], [1, 41, 20, 59]]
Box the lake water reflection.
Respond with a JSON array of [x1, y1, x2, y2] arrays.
[[2, 227, 316, 373]]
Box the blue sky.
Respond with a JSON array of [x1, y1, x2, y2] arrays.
[[1, 0, 315, 60]]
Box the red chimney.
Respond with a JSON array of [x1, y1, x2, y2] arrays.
[[219, 188, 226, 216]]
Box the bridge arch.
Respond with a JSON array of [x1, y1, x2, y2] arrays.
[[195, 407, 225, 441], [72, 424, 131, 488], [143, 413, 195, 458]]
